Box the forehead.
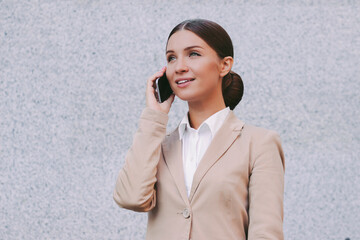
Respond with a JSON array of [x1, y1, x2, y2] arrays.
[[166, 30, 210, 51]]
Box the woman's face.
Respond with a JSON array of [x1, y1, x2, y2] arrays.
[[165, 30, 223, 104]]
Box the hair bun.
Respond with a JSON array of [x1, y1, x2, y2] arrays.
[[222, 71, 244, 110]]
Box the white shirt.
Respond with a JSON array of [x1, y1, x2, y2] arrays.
[[178, 107, 230, 197]]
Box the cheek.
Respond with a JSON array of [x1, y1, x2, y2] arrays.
[[195, 59, 220, 77]]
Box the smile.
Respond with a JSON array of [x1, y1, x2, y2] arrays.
[[175, 78, 195, 84]]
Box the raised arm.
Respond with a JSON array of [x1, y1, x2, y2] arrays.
[[113, 107, 168, 212], [113, 67, 175, 212]]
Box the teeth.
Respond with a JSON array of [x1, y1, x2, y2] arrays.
[[178, 80, 189, 84], [177, 79, 195, 84]]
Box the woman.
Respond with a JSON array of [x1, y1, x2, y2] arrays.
[[114, 19, 285, 240]]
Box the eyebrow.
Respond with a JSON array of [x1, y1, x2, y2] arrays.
[[166, 45, 204, 54]]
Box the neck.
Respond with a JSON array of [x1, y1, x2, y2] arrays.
[[187, 94, 226, 130]]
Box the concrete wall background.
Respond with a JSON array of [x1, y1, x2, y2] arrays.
[[1, 0, 359, 239]]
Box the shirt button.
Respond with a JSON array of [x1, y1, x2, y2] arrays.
[[182, 208, 190, 219]]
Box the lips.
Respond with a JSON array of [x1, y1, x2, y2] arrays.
[[175, 78, 195, 85]]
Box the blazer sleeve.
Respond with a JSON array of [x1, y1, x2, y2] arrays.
[[113, 107, 168, 212], [247, 129, 285, 240]]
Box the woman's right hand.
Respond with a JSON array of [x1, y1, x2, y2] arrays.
[[146, 66, 175, 114]]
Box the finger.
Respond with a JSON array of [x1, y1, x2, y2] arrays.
[[146, 66, 167, 97], [163, 93, 175, 107], [146, 67, 167, 105], [147, 66, 167, 87], [167, 93, 175, 104]]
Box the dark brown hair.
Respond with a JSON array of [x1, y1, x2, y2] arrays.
[[166, 19, 244, 110]]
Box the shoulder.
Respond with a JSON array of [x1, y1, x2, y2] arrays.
[[242, 125, 285, 172], [229, 111, 281, 142], [230, 114, 284, 170], [242, 124, 281, 142], [241, 123, 283, 156]]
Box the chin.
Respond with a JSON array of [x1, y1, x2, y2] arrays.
[[174, 91, 201, 103]]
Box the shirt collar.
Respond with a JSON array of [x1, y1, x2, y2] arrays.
[[178, 107, 230, 140]]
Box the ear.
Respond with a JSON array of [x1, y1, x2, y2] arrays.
[[219, 56, 234, 78]]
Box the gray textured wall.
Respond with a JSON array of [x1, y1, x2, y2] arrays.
[[1, 0, 359, 239]]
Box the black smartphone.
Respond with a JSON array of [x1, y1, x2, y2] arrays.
[[155, 72, 173, 103]]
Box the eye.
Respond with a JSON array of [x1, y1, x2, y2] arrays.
[[189, 51, 200, 57], [167, 55, 176, 62]]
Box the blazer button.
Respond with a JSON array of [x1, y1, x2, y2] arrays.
[[182, 208, 190, 219]]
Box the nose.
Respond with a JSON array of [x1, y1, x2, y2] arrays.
[[175, 56, 189, 73]]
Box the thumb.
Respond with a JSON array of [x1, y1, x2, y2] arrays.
[[166, 93, 175, 105], [162, 93, 175, 112]]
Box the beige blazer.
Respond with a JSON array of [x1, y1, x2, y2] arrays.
[[114, 107, 285, 240]]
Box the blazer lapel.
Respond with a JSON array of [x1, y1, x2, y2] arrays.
[[188, 111, 245, 202], [162, 131, 190, 206]]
